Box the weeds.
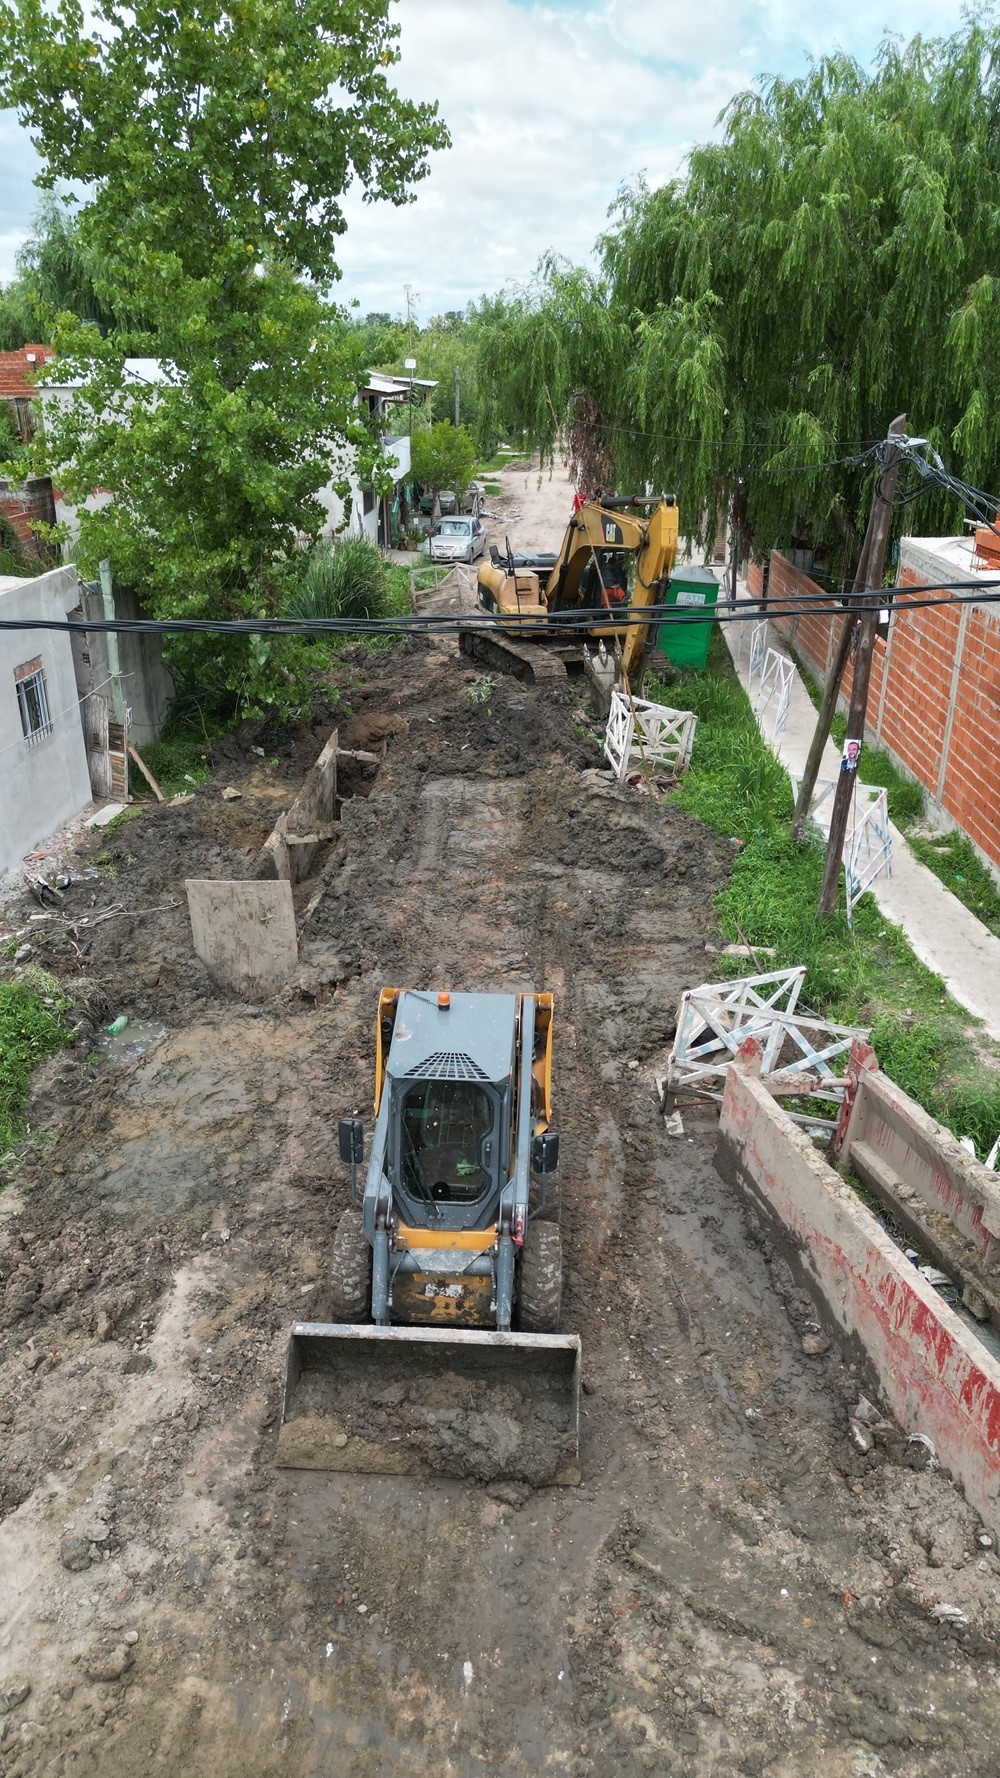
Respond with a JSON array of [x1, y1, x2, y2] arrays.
[[141, 719, 222, 798], [648, 636, 1000, 1156], [908, 830, 1000, 939], [284, 535, 390, 623], [0, 971, 71, 1152], [464, 675, 496, 706]]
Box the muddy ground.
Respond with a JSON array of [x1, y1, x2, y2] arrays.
[[2, 483, 1000, 1775]]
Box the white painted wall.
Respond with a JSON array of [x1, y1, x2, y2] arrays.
[[0, 565, 93, 876]]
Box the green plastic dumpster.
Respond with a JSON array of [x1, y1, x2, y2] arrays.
[[655, 565, 720, 671]]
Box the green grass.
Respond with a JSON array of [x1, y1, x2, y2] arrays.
[[0, 971, 72, 1153], [141, 720, 220, 798], [908, 830, 1000, 939], [475, 452, 529, 475], [647, 636, 1000, 1156]]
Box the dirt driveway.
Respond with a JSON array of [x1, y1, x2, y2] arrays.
[[1, 465, 999, 1777]]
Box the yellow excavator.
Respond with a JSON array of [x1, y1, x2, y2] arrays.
[[461, 493, 680, 688]]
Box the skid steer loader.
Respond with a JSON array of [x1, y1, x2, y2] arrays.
[[277, 988, 581, 1484]]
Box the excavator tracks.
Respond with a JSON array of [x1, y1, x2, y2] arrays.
[[458, 625, 580, 684]]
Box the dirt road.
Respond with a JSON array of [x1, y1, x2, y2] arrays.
[[1, 463, 999, 1777]]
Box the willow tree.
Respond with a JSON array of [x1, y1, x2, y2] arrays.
[[476, 19, 1000, 564], [0, 0, 448, 707]]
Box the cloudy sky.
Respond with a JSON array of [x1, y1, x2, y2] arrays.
[[0, 0, 972, 319]]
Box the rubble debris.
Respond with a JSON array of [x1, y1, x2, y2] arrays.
[[907, 1432, 939, 1467], [82, 1642, 134, 1684], [929, 1602, 970, 1626], [59, 1536, 92, 1572]]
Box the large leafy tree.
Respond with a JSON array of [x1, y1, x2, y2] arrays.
[[411, 420, 476, 506], [0, 0, 448, 705], [476, 20, 1000, 569]]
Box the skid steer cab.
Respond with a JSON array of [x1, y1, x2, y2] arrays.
[[334, 987, 562, 1332]]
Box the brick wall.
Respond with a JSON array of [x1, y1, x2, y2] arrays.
[[0, 479, 57, 565], [0, 343, 55, 441], [759, 549, 1000, 876]]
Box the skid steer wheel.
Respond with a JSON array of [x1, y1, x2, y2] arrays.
[[518, 1222, 563, 1333], [329, 1210, 372, 1322]]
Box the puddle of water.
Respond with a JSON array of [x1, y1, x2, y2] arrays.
[[97, 1017, 169, 1063]]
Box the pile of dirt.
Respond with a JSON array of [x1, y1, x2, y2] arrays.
[[281, 1357, 577, 1487]]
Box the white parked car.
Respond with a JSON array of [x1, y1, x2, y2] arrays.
[[428, 515, 487, 564]]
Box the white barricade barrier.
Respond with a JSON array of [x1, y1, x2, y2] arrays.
[[604, 689, 698, 782], [845, 786, 892, 925]]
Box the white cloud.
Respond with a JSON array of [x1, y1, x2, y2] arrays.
[[331, 0, 970, 318], [0, 0, 973, 315]]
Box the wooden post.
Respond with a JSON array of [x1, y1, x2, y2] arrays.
[[818, 417, 907, 914], [793, 416, 906, 841], [791, 527, 871, 841]]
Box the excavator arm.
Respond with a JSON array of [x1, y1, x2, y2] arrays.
[[474, 493, 679, 691]]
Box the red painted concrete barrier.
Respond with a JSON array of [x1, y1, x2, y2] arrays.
[[717, 1049, 1000, 1534]]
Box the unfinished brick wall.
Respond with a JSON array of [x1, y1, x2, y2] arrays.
[[0, 343, 55, 441], [0, 479, 57, 565], [759, 549, 1000, 874]]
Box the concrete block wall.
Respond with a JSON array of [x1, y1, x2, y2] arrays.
[[753, 549, 1000, 876], [0, 565, 93, 875]]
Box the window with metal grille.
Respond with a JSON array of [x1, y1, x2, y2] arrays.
[[15, 659, 52, 743]]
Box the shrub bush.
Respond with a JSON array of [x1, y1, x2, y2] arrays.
[[284, 535, 390, 624]]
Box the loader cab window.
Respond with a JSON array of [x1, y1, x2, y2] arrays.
[[401, 1081, 494, 1203]]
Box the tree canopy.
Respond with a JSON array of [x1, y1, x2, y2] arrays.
[[475, 19, 1000, 569], [0, 0, 447, 708], [411, 421, 476, 498]]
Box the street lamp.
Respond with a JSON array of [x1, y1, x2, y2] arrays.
[[404, 356, 417, 443]]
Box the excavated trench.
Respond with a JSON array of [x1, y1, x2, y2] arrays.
[[0, 637, 999, 1778]]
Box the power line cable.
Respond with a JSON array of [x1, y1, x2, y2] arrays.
[[1, 580, 1000, 639]]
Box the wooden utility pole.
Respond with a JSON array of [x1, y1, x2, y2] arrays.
[[454, 364, 461, 428], [817, 415, 907, 913], [793, 415, 906, 843]]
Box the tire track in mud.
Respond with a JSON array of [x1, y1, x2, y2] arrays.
[[2, 645, 1000, 1777]]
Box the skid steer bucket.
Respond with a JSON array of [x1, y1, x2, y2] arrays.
[[276, 1323, 582, 1486]]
